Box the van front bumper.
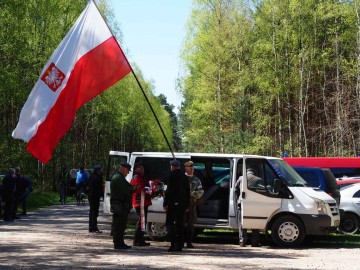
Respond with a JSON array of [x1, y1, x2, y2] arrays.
[[298, 214, 336, 235]]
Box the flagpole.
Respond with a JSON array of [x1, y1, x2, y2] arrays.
[[91, 0, 175, 159]]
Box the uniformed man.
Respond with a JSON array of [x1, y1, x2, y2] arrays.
[[111, 163, 134, 249], [163, 160, 190, 252], [184, 160, 204, 248]]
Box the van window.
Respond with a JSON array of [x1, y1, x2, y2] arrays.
[[296, 171, 320, 188], [133, 157, 187, 183], [245, 159, 279, 194]]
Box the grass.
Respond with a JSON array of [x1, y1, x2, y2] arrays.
[[22, 191, 75, 213], [195, 228, 360, 247]]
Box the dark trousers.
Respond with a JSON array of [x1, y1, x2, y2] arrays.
[[112, 210, 130, 245], [3, 197, 15, 221], [89, 197, 100, 231], [166, 205, 186, 249], [185, 204, 197, 244], [60, 183, 67, 204], [134, 206, 148, 244], [19, 188, 32, 214]]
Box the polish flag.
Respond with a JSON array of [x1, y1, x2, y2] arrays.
[[12, 1, 132, 163]]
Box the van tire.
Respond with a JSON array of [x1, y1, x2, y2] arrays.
[[146, 222, 168, 241], [271, 215, 305, 247], [339, 213, 360, 234]]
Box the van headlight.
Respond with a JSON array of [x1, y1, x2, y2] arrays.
[[313, 198, 327, 214]]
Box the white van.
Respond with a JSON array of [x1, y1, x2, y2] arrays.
[[104, 151, 340, 247]]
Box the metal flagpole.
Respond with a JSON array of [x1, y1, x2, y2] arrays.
[[91, 0, 175, 159]]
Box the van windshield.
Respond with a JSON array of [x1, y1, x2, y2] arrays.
[[268, 159, 309, 187]]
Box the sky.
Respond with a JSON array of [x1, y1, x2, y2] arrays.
[[108, 0, 192, 113]]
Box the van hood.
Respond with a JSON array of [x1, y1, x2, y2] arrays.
[[289, 186, 336, 204]]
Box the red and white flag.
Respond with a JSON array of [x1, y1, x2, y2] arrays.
[[12, 1, 132, 163]]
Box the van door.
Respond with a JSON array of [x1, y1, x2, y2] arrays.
[[103, 151, 130, 214], [241, 157, 282, 230]]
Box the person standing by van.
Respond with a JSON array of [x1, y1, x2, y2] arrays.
[[88, 164, 103, 233], [130, 162, 152, 246], [111, 163, 134, 250], [236, 168, 261, 247], [184, 160, 204, 248], [163, 160, 190, 252]]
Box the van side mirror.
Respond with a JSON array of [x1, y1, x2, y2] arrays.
[[274, 179, 282, 194]]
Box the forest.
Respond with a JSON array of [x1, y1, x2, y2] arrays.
[[1, 0, 360, 191], [180, 0, 360, 158]]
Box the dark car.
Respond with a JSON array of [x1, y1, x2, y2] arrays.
[[292, 166, 341, 205]]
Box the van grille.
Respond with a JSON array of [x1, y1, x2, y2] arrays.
[[328, 203, 339, 216]]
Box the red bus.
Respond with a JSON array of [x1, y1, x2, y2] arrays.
[[284, 157, 360, 178]]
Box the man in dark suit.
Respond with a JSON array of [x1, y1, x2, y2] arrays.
[[163, 160, 190, 252]]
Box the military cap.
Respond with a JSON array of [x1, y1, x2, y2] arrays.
[[184, 161, 194, 167], [120, 163, 132, 171], [170, 159, 181, 167]]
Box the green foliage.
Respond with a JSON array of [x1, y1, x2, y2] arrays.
[[179, 0, 360, 157], [25, 191, 62, 212]]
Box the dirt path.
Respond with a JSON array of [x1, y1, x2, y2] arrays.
[[0, 203, 359, 270]]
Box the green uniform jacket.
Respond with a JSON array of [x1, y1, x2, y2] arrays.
[[110, 171, 133, 210]]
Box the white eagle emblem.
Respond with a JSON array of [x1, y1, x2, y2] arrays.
[[41, 63, 65, 92]]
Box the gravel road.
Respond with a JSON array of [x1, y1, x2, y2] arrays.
[[0, 203, 359, 270]]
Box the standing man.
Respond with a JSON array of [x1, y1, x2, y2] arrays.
[[111, 163, 134, 249], [2, 168, 17, 221], [163, 160, 190, 252], [18, 176, 32, 216], [235, 168, 261, 247], [88, 164, 104, 233], [130, 162, 151, 246], [76, 166, 88, 204], [235, 173, 246, 247], [184, 161, 204, 248], [59, 165, 70, 205]]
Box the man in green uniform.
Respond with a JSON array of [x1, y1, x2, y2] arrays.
[[184, 160, 204, 248], [111, 163, 134, 250]]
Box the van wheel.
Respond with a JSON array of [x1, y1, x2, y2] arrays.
[[271, 215, 305, 247], [339, 213, 360, 234], [146, 222, 168, 241]]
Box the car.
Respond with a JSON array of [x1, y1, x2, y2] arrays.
[[338, 183, 360, 234], [337, 178, 360, 189]]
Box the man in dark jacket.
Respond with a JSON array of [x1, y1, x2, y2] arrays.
[[88, 164, 104, 233], [163, 160, 190, 252], [2, 168, 17, 221], [111, 163, 134, 249]]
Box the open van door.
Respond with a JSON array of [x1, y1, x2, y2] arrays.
[[103, 151, 130, 214], [242, 157, 282, 230]]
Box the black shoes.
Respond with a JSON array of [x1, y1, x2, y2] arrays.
[[89, 228, 102, 233], [239, 242, 246, 247], [168, 245, 182, 252], [186, 243, 194, 248], [114, 244, 131, 250], [251, 243, 261, 247], [133, 242, 150, 246]]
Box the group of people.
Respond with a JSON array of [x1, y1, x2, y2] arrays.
[[1, 167, 33, 221], [108, 160, 204, 251], [64, 159, 261, 250]]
